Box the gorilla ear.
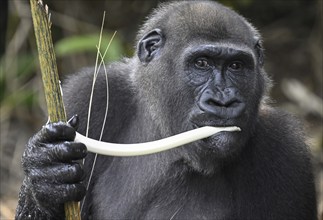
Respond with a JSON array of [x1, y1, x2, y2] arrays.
[[138, 29, 164, 64]]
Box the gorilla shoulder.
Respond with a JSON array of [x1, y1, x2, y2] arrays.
[[62, 59, 136, 138]]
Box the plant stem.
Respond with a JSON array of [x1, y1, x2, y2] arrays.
[[29, 0, 81, 219]]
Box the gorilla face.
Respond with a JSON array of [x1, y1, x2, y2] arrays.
[[183, 42, 262, 156], [134, 1, 267, 171]]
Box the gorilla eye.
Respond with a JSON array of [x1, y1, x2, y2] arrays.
[[228, 61, 244, 71], [194, 58, 210, 70]]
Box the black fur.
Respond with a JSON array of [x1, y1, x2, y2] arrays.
[[16, 1, 317, 220]]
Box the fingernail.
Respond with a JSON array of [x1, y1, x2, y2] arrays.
[[68, 114, 79, 128]]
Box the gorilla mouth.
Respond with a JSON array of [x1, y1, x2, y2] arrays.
[[190, 121, 240, 149], [189, 113, 242, 146], [190, 112, 238, 128]]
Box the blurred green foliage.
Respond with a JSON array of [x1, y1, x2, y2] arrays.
[[55, 33, 123, 61], [0, 27, 125, 118]]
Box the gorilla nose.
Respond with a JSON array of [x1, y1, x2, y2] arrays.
[[198, 89, 242, 115]]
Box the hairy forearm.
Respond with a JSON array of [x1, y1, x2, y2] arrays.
[[15, 178, 64, 220]]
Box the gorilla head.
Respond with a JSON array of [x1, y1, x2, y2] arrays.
[[132, 1, 269, 172]]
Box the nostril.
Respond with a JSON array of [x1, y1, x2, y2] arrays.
[[205, 98, 239, 108], [224, 100, 239, 108], [198, 89, 245, 117], [198, 89, 243, 114], [206, 99, 221, 107]]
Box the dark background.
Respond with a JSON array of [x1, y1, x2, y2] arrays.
[[0, 0, 322, 219]]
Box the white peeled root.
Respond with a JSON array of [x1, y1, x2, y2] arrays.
[[75, 126, 241, 157]]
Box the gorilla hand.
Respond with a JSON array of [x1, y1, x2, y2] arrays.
[[15, 115, 87, 220]]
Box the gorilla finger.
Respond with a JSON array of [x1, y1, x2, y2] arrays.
[[49, 141, 87, 162], [38, 122, 76, 143], [33, 182, 86, 204], [22, 144, 50, 169], [62, 183, 87, 202], [28, 162, 85, 184], [22, 142, 86, 170]]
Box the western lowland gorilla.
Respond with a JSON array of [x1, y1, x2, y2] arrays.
[[16, 1, 317, 220]]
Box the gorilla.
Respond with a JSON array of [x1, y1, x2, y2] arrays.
[[16, 1, 317, 220]]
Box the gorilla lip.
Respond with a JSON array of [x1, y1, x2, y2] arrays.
[[192, 123, 239, 138], [190, 113, 238, 128]]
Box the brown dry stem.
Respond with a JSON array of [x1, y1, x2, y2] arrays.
[[29, 0, 81, 219]]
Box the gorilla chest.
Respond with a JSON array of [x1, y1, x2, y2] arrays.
[[92, 171, 233, 219], [142, 189, 233, 220]]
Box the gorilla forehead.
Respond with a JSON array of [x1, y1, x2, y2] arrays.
[[137, 1, 260, 46]]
